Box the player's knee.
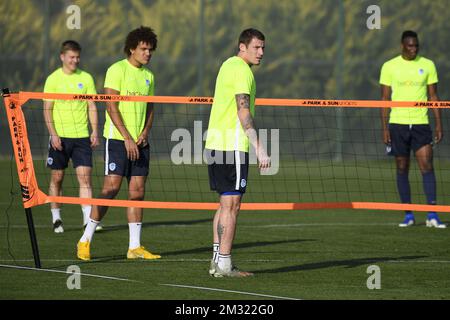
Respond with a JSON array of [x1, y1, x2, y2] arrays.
[[128, 190, 145, 201], [100, 188, 119, 199], [221, 202, 240, 215], [51, 172, 64, 184]]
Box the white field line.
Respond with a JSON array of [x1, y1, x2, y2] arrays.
[[0, 222, 399, 229], [2, 258, 450, 264], [0, 264, 140, 282], [0, 258, 284, 263], [160, 283, 301, 300]]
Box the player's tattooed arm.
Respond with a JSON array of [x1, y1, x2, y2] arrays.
[[236, 93, 255, 131]]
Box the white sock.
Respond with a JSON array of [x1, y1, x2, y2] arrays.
[[218, 254, 232, 271], [213, 243, 219, 263], [79, 219, 99, 243], [51, 208, 61, 223], [81, 205, 92, 226], [128, 223, 142, 250]]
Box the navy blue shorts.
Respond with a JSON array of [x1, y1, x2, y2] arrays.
[[47, 137, 92, 170], [206, 150, 249, 194], [104, 139, 150, 177], [389, 124, 433, 156]]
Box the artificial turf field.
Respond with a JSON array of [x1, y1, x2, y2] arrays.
[[1, 159, 450, 300]]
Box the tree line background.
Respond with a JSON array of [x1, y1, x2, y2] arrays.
[[1, 0, 450, 160]]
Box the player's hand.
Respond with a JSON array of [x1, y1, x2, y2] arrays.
[[257, 146, 271, 172], [124, 138, 139, 161], [434, 126, 443, 144], [382, 129, 391, 145], [90, 132, 99, 148], [136, 132, 149, 148], [50, 135, 63, 151]]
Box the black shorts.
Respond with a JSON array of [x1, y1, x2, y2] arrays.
[[47, 137, 92, 170], [206, 149, 249, 194], [389, 124, 433, 156], [104, 139, 150, 177]]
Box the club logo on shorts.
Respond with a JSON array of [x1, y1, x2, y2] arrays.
[[145, 79, 150, 86], [109, 162, 116, 171], [47, 157, 53, 165], [78, 83, 83, 89], [240, 179, 247, 188]]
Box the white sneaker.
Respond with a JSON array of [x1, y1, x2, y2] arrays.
[[209, 259, 216, 276], [212, 263, 254, 278], [426, 219, 447, 229], [83, 223, 104, 232], [53, 220, 64, 233], [399, 219, 415, 227]]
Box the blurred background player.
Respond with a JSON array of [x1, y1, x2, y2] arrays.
[[380, 30, 445, 228], [43, 40, 101, 233], [205, 28, 271, 277], [77, 26, 161, 260]]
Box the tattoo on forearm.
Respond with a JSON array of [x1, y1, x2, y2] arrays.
[[236, 94, 256, 131], [236, 94, 250, 110], [242, 114, 255, 131]]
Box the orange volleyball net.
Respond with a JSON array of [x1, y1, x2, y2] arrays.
[[3, 90, 450, 213]]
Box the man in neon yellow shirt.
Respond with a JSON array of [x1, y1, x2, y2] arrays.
[[43, 40, 99, 233], [77, 26, 161, 260], [380, 30, 445, 228], [205, 29, 271, 277]]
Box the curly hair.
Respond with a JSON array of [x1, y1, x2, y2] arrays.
[[124, 26, 158, 56]]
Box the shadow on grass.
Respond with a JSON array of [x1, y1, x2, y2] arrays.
[[255, 255, 428, 274], [95, 218, 212, 233], [51, 238, 317, 269], [61, 218, 212, 234], [162, 238, 317, 256]]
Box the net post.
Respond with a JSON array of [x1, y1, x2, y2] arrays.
[[24, 208, 41, 268]]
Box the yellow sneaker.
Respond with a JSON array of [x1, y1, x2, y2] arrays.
[[77, 241, 91, 261], [127, 246, 161, 260]]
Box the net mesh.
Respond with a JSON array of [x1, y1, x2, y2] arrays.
[[10, 94, 450, 210]]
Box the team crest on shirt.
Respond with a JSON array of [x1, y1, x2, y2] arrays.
[[109, 163, 116, 171], [240, 179, 247, 188], [418, 69, 424, 75], [47, 157, 53, 165], [145, 79, 150, 86], [78, 83, 83, 89]]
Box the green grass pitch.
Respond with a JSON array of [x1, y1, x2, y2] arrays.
[[1, 159, 450, 300]]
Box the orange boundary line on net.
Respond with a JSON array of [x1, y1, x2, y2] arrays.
[[16, 91, 450, 108], [47, 196, 450, 212]]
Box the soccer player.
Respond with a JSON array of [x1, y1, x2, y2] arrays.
[[380, 30, 446, 228], [205, 28, 271, 277], [43, 40, 100, 233], [77, 26, 161, 260]]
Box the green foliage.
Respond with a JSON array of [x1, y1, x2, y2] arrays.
[[1, 0, 450, 158]]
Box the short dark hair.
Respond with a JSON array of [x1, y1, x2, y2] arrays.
[[60, 40, 81, 54], [124, 26, 158, 56], [401, 30, 418, 42], [238, 28, 265, 48]]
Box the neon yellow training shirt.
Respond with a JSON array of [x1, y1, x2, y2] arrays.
[[205, 56, 256, 152], [103, 59, 155, 141], [379, 55, 438, 124], [44, 68, 96, 138]]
